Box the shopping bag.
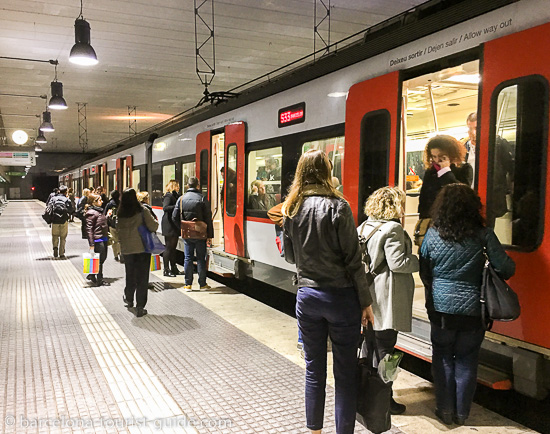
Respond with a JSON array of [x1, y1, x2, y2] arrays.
[[138, 211, 165, 255], [150, 254, 162, 271], [356, 324, 392, 434], [83, 253, 100, 274]]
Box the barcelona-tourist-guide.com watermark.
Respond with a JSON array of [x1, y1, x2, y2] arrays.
[[4, 415, 233, 429]]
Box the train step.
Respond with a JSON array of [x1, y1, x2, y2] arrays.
[[397, 322, 512, 391]]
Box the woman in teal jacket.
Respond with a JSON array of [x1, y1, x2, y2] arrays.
[[420, 184, 515, 426]]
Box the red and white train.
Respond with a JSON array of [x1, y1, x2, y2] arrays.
[[60, 0, 550, 399]]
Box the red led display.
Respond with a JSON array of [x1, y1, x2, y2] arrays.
[[278, 102, 306, 127]]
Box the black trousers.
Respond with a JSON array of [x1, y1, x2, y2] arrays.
[[94, 241, 108, 282], [123, 252, 151, 309], [163, 235, 179, 271]]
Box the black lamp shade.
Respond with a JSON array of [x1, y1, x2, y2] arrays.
[[40, 111, 54, 132], [48, 81, 68, 110], [69, 18, 98, 66], [35, 134, 46, 146]]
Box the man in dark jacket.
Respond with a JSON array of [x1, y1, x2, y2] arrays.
[[51, 185, 74, 258], [172, 177, 214, 291]]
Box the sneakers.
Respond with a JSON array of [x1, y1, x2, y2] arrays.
[[183, 285, 193, 291], [199, 285, 211, 291], [53, 247, 58, 258], [136, 308, 148, 317]]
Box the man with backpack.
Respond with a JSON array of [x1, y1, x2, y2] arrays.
[[50, 185, 74, 258]]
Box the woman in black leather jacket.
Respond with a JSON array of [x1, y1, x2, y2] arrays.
[[283, 149, 374, 434], [162, 180, 181, 277], [85, 193, 110, 286]]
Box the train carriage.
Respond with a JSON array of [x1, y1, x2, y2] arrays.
[[60, 0, 550, 399]]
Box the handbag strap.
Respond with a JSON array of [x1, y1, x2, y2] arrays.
[[363, 322, 381, 366], [478, 229, 493, 330]]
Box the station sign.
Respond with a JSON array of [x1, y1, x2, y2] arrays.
[[0, 151, 36, 166], [278, 102, 305, 127]]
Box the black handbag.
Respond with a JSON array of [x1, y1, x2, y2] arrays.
[[356, 324, 392, 434], [480, 244, 520, 330]]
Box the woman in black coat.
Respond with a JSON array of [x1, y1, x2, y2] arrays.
[[162, 180, 181, 277]]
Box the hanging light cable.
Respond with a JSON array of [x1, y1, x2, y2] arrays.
[[69, 0, 98, 66], [48, 62, 68, 110]]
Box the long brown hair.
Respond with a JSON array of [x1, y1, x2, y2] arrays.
[[282, 149, 342, 218]]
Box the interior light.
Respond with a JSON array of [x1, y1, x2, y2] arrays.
[[444, 74, 480, 84], [12, 130, 28, 145], [69, 14, 98, 66], [49, 81, 68, 110], [327, 92, 348, 98], [153, 141, 166, 151], [40, 111, 54, 132], [35, 133, 46, 145]]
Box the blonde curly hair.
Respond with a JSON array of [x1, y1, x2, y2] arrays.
[[364, 187, 405, 220]]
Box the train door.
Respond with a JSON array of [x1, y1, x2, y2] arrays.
[[400, 59, 480, 320], [345, 71, 400, 222], [115, 156, 133, 192], [223, 122, 246, 257], [478, 23, 550, 347]]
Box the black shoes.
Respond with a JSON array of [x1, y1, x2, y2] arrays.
[[171, 268, 183, 275], [53, 247, 58, 258], [163, 270, 176, 277], [114, 255, 120, 262], [119, 256, 125, 264], [453, 416, 466, 426], [87, 274, 97, 283], [136, 308, 148, 317], [123, 295, 133, 308], [435, 409, 453, 425], [390, 398, 406, 415]]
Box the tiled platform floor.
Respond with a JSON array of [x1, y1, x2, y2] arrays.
[[0, 201, 535, 433]]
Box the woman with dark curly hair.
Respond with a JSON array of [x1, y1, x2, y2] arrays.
[[420, 184, 515, 426], [418, 135, 472, 219]]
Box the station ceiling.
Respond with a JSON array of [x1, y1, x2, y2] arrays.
[[0, 0, 425, 153]]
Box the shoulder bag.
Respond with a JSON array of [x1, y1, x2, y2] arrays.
[[480, 237, 520, 330], [138, 211, 165, 254], [413, 218, 431, 247], [179, 197, 208, 239], [358, 222, 386, 286], [356, 323, 392, 434]]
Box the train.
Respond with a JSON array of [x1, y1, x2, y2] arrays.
[[59, 0, 550, 399]]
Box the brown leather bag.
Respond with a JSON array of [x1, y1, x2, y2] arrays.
[[181, 219, 208, 239]]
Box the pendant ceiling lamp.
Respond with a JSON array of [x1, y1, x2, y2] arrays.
[[35, 131, 47, 145], [49, 62, 68, 110], [69, 0, 98, 66], [40, 111, 54, 132]]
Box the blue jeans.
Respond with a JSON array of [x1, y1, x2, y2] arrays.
[[183, 239, 207, 286], [430, 322, 485, 419], [296, 286, 361, 434]]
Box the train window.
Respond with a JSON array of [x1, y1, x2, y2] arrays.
[[181, 162, 196, 193], [226, 144, 237, 216], [358, 110, 391, 223], [247, 147, 282, 213], [132, 169, 141, 191], [302, 136, 345, 191], [200, 150, 209, 198], [162, 164, 176, 193], [488, 78, 548, 250]]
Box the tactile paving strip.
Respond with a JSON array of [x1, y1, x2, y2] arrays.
[[23, 202, 196, 434]]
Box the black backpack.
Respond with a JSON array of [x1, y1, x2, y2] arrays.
[[42, 201, 54, 224], [52, 197, 69, 223], [358, 222, 386, 286]]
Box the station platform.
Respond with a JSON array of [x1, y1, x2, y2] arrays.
[[0, 200, 536, 433]]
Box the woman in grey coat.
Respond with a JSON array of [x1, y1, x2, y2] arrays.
[[357, 186, 419, 415]]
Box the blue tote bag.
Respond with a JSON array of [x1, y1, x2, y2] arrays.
[[138, 211, 165, 255]]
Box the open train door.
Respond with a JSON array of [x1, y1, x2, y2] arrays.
[[223, 122, 246, 257], [479, 22, 550, 348], [195, 131, 212, 202], [344, 71, 400, 223]]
